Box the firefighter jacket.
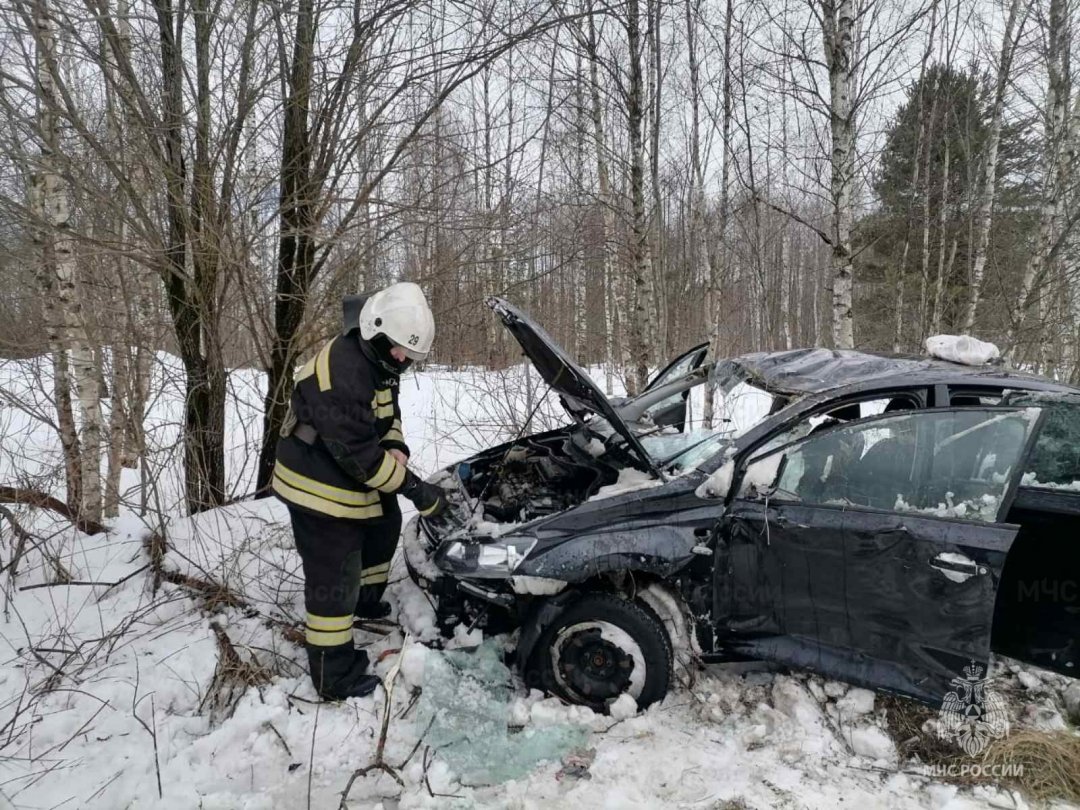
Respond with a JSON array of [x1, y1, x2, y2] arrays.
[[272, 332, 414, 521]]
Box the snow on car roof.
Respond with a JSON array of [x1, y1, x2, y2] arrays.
[[720, 347, 1030, 396]]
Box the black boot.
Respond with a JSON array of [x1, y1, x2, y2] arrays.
[[354, 600, 393, 620], [306, 644, 380, 699]]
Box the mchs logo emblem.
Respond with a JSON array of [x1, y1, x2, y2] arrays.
[[938, 660, 1009, 756]]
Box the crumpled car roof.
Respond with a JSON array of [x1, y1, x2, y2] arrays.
[[721, 348, 998, 396]]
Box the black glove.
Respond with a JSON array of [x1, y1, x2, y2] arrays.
[[400, 471, 447, 520]]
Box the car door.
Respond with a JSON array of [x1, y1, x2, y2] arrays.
[[640, 342, 709, 430], [713, 406, 1043, 704]]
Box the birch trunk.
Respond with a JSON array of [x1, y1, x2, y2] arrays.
[[916, 83, 940, 338], [34, 0, 103, 523], [928, 140, 951, 333], [119, 0, 153, 476], [585, 2, 618, 393], [891, 3, 937, 352], [685, 0, 711, 421], [104, 345, 129, 517], [780, 230, 792, 349], [649, 0, 666, 362], [573, 47, 588, 359], [31, 178, 82, 513], [1005, 0, 1069, 357], [627, 0, 653, 392], [961, 0, 1023, 334], [103, 0, 146, 517], [822, 0, 856, 349], [704, 0, 734, 425]]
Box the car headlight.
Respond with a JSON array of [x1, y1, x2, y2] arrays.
[[436, 536, 538, 578]]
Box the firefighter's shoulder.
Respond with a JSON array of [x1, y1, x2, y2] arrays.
[[324, 334, 377, 396]]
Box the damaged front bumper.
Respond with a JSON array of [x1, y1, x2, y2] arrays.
[[402, 516, 570, 638], [402, 516, 560, 636]]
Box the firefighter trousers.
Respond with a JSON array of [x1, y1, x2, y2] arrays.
[[288, 505, 402, 641]]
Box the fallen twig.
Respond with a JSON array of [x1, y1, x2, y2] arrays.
[[130, 660, 163, 799], [339, 636, 410, 808], [0, 504, 72, 584], [264, 721, 293, 758], [200, 623, 272, 722], [422, 746, 464, 798], [0, 486, 107, 536], [307, 692, 320, 810], [18, 564, 149, 592], [396, 716, 435, 771]]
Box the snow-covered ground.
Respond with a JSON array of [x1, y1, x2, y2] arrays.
[[0, 353, 1076, 809]]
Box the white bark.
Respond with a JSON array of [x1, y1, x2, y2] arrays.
[[35, 0, 103, 522], [703, 0, 733, 427], [961, 0, 1024, 334], [585, 2, 618, 393], [928, 140, 951, 333], [892, 2, 938, 352], [627, 0, 653, 393], [574, 49, 588, 359], [1006, 0, 1069, 357], [822, 0, 856, 349]]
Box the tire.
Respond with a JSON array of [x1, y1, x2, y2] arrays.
[[524, 592, 672, 713]]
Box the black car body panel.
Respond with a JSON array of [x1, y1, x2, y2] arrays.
[[512, 477, 716, 583], [715, 500, 1023, 703], [410, 308, 1080, 706]]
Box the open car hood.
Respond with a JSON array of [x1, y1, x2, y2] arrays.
[[487, 297, 661, 477]]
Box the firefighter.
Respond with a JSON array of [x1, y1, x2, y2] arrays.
[[273, 282, 448, 699]]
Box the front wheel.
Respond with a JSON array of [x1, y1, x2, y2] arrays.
[[524, 592, 672, 712]]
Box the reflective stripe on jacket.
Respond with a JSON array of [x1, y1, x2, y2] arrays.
[[272, 333, 411, 520]]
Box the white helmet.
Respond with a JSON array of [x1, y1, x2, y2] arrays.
[[358, 282, 435, 362]]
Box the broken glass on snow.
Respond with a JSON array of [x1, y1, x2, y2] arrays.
[[416, 640, 587, 784]]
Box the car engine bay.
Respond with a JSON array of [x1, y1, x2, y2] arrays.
[[453, 430, 624, 523]]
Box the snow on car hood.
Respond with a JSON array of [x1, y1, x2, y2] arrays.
[[486, 297, 660, 476]]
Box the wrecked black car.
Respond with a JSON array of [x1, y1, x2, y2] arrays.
[[404, 297, 1080, 712]]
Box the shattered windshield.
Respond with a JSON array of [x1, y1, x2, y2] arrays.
[[591, 359, 778, 469], [665, 378, 777, 471]]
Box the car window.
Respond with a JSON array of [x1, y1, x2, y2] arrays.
[[641, 428, 727, 461], [738, 408, 1040, 522], [1020, 402, 1080, 490], [641, 391, 687, 425], [949, 388, 1005, 406], [646, 344, 706, 392], [751, 395, 918, 460]]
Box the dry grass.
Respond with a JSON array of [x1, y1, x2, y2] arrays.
[[882, 693, 1080, 804], [199, 622, 274, 723], [880, 695, 963, 767], [981, 730, 1080, 804]]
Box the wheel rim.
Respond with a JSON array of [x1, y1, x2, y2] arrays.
[[550, 621, 645, 704]]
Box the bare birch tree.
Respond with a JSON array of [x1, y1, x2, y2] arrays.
[[821, 0, 857, 348], [1005, 0, 1071, 358], [961, 0, 1028, 333], [31, 0, 103, 522]]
